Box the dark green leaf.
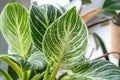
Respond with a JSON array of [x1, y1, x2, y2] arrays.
[[103, 0, 115, 8], [71, 60, 120, 80], [111, 0, 120, 3], [43, 7, 88, 69], [30, 4, 62, 52], [104, 3, 120, 11], [93, 33, 109, 60], [102, 0, 120, 16], [8, 66, 18, 80]]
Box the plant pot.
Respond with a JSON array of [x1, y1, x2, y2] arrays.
[[111, 22, 120, 58]]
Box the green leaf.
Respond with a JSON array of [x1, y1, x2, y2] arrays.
[[23, 51, 46, 71], [0, 54, 23, 79], [102, 0, 120, 16], [43, 7, 88, 69], [71, 60, 120, 80], [93, 33, 109, 60], [104, 3, 120, 11], [103, 0, 120, 8], [8, 66, 18, 80], [0, 68, 12, 80], [7, 51, 46, 71], [103, 0, 114, 8], [30, 4, 62, 52], [0, 2, 31, 58], [111, 0, 120, 3]]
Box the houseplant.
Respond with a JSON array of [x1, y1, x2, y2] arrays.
[[0, 2, 120, 80]]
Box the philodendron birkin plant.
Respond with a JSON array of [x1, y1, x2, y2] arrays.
[[0, 2, 120, 80]]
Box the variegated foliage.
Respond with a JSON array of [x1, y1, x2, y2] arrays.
[[42, 7, 88, 69], [0, 2, 31, 58], [30, 5, 62, 52]]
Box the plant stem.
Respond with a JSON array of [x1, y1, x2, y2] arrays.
[[93, 52, 120, 60], [50, 63, 60, 80], [88, 18, 113, 28], [43, 65, 50, 80], [32, 72, 45, 80], [22, 71, 29, 80], [26, 70, 31, 80]]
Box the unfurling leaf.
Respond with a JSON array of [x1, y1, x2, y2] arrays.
[[43, 7, 88, 69], [23, 51, 46, 71], [0, 2, 31, 57], [30, 4, 62, 52], [71, 60, 120, 80]]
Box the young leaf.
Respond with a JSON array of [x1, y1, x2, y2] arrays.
[[0, 2, 31, 58], [23, 51, 46, 71], [30, 4, 62, 52], [93, 33, 109, 61], [43, 7, 88, 69], [7, 51, 46, 71], [71, 60, 120, 80]]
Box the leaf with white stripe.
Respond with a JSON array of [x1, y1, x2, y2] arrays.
[[43, 7, 88, 69], [30, 4, 62, 52], [71, 60, 120, 80], [5, 51, 46, 71], [0, 2, 31, 58]]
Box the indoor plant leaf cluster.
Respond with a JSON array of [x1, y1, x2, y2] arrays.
[[0, 2, 120, 80]]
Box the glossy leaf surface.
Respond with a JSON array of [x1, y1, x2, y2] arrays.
[[43, 7, 88, 69], [30, 4, 62, 52]]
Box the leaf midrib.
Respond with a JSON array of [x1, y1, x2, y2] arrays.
[[16, 17, 25, 58]]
